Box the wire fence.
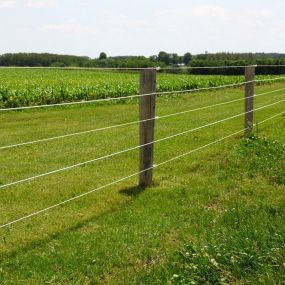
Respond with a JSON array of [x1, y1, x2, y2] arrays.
[[1, 96, 285, 190], [1, 86, 285, 151], [1, 110, 284, 230], [0, 66, 284, 230], [1, 64, 285, 71]]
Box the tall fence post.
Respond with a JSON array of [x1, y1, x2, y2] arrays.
[[139, 68, 157, 187], [244, 66, 256, 135]]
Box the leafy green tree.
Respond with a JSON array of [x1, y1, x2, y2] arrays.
[[183, 52, 192, 65], [158, 51, 170, 65], [170, 53, 180, 65], [99, 52, 107, 60]]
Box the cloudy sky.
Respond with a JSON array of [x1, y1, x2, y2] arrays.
[[0, 0, 284, 57]]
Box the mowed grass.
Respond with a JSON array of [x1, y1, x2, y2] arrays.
[[0, 80, 285, 284]]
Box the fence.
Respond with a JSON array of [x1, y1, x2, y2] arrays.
[[0, 65, 285, 229]]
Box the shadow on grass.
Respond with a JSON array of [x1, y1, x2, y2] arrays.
[[0, 184, 149, 259], [119, 185, 145, 197]]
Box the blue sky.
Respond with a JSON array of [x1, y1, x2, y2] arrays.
[[0, 0, 284, 57]]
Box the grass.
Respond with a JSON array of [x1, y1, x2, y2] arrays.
[[0, 78, 285, 284]]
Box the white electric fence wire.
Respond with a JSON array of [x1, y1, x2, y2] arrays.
[[1, 97, 285, 190], [1, 76, 285, 112], [161, 65, 285, 70], [0, 66, 147, 71], [0, 66, 250, 71], [1, 87, 285, 151], [257, 65, 285, 68], [159, 65, 252, 70], [254, 76, 285, 83], [0, 110, 284, 230], [1, 65, 285, 70]]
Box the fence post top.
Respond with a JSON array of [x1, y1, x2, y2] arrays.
[[140, 68, 158, 72], [246, 65, 257, 68]]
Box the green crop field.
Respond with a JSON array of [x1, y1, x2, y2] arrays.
[[0, 69, 285, 284], [0, 68, 281, 108]]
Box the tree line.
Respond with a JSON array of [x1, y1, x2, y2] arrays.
[[1, 52, 285, 74]]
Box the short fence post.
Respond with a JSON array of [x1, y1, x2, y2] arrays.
[[244, 66, 256, 135], [139, 68, 157, 187]]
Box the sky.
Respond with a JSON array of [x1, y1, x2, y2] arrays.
[[0, 0, 285, 58]]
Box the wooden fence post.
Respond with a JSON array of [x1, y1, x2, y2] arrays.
[[244, 66, 256, 135], [139, 68, 157, 187]]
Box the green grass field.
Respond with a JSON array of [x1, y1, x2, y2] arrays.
[[0, 72, 285, 284]]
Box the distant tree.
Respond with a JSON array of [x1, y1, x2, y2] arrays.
[[158, 51, 170, 65], [99, 52, 107, 60], [1, 52, 285, 73], [149, 55, 158, 61], [183, 52, 192, 65], [170, 53, 180, 65]]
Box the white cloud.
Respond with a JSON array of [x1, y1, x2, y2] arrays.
[[26, 0, 58, 8], [146, 4, 278, 53], [0, 0, 59, 8], [41, 4, 281, 55], [1, 1, 284, 56], [0, 0, 16, 8], [154, 4, 274, 30], [44, 23, 98, 35]]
